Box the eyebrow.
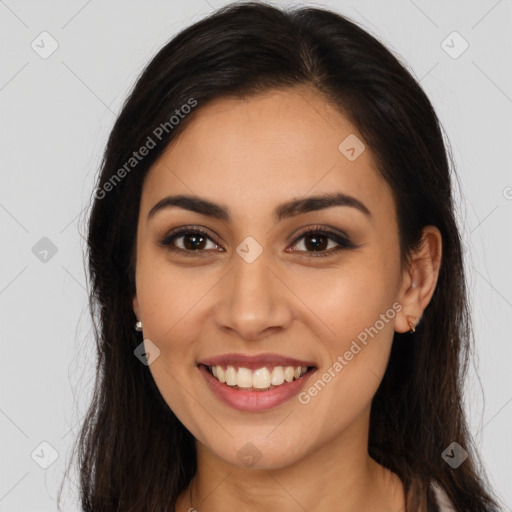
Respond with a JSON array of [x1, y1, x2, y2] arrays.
[[147, 192, 371, 223]]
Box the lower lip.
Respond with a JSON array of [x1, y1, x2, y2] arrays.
[[198, 364, 317, 412]]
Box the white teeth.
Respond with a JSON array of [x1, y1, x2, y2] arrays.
[[284, 366, 295, 382], [237, 367, 253, 388], [253, 368, 271, 389], [225, 366, 237, 386], [270, 366, 284, 385], [208, 364, 309, 390]]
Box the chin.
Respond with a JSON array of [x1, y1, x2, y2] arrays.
[[206, 435, 309, 470]]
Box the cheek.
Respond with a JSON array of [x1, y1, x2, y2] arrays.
[[291, 256, 397, 339], [293, 259, 399, 401], [134, 253, 202, 396], [135, 246, 210, 341], [135, 262, 204, 428]]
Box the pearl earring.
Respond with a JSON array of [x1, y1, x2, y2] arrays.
[[135, 321, 143, 332]]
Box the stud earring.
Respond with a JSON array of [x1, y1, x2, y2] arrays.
[[407, 316, 416, 333], [135, 320, 143, 332]]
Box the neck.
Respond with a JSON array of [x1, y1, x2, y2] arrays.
[[176, 409, 405, 512]]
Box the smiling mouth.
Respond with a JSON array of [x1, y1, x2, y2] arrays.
[[201, 364, 316, 392]]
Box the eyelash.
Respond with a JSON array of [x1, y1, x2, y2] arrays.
[[157, 225, 356, 258]]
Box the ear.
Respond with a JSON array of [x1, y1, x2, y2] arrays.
[[133, 294, 141, 321], [394, 225, 442, 333]]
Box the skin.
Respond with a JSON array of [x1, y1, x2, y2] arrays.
[[132, 86, 442, 512]]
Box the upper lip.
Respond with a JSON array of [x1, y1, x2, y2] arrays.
[[199, 352, 317, 370]]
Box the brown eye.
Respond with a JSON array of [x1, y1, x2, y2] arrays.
[[288, 227, 356, 257], [179, 232, 209, 251], [158, 228, 223, 254], [296, 232, 331, 252]]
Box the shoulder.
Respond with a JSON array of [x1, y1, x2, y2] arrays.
[[431, 481, 457, 512]]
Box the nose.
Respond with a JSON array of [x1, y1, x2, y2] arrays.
[[214, 250, 293, 341]]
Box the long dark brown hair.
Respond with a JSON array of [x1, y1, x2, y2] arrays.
[[59, 2, 503, 511]]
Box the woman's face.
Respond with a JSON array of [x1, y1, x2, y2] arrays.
[[132, 87, 411, 469]]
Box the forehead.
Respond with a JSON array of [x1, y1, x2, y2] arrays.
[[141, 87, 394, 224]]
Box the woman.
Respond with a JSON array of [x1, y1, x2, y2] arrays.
[[62, 2, 503, 511]]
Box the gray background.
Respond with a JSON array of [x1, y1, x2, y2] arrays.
[[1, 0, 511, 510]]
